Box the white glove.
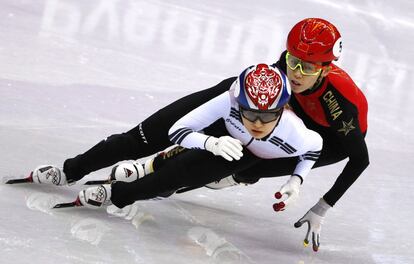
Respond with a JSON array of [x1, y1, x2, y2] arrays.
[[294, 198, 331, 252], [204, 136, 243, 161], [273, 175, 302, 212]]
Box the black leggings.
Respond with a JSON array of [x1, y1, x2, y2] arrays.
[[111, 149, 261, 208], [109, 134, 347, 208], [107, 129, 348, 208], [63, 77, 235, 181]]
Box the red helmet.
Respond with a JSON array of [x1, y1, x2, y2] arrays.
[[286, 18, 342, 63]]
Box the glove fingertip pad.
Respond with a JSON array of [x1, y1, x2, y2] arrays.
[[274, 192, 282, 199], [272, 202, 285, 212]]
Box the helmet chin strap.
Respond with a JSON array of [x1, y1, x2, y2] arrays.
[[310, 71, 324, 91], [301, 71, 325, 95]]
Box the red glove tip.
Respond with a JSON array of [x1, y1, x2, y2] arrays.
[[275, 192, 282, 199], [273, 202, 285, 212]]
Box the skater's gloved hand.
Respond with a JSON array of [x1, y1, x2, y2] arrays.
[[205, 136, 243, 161], [294, 198, 331, 252], [273, 175, 302, 212]]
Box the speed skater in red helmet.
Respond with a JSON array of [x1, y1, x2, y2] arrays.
[[233, 18, 369, 252]]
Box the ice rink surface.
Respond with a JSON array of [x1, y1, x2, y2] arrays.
[[1, 0, 413, 263]]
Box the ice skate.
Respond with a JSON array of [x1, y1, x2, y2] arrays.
[[109, 161, 145, 183], [5, 165, 68, 185], [84, 158, 154, 185], [78, 184, 112, 209], [22, 165, 68, 186], [31, 165, 67, 185]]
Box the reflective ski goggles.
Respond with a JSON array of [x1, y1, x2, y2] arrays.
[[240, 107, 283, 124], [285, 52, 324, 76]]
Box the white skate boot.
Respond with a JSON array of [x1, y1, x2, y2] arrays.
[[31, 165, 67, 186], [109, 158, 154, 183], [79, 184, 112, 209]]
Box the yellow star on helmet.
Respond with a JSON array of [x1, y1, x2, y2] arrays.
[[338, 118, 356, 136]]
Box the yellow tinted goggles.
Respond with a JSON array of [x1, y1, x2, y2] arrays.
[[285, 52, 324, 76]]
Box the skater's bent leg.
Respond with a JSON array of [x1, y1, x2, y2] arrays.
[[63, 80, 232, 182], [111, 149, 259, 208], [64, 132, 146, 181]]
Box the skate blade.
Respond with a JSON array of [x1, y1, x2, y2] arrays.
[[5, 174, 33, 184], [53, 197, 82, 209], [83, 180, 111, 185]]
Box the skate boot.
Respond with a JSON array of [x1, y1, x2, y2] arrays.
[[79, 184, 112, 209], [109, 158, 154, 183], [31, 165, 68, 186]]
